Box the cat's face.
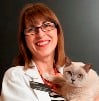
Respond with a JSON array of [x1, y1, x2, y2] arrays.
[[63, 62, 91, 87]]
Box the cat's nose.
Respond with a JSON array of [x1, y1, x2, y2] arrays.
[[71, 79, 75, 83]]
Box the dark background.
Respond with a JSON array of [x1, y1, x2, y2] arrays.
[[0, 0, 99, 93]]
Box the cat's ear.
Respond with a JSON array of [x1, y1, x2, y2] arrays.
[[65, 57, 72, 66], [83, 64, 92, 72]]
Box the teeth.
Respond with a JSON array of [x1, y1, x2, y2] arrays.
[[36, 41, 49, 46]]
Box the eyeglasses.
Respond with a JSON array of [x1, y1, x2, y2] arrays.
[[24, 21, 57, 36]]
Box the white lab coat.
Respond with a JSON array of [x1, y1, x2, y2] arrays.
[[1, 62, 53, 101]]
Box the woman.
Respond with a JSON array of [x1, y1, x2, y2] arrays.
[[1, 2, 99, 101]]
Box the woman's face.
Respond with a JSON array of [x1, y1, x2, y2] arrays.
[[25, 20, 58, 60]]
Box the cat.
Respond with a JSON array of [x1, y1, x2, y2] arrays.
[[43, 58, 99, 101]]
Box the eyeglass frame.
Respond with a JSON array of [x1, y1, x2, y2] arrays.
[[24, 21, 58, 36]]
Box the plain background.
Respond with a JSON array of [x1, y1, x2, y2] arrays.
[[0, 0, 99, 93]]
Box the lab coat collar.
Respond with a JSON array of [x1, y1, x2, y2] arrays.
[[23, 61, 44, 83]]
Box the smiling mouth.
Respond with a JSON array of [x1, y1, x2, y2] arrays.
[[36, 40, 50, 46]]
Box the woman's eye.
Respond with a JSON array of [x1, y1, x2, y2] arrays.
[[43, 22, 55, 27], [27, 29, 32, 32], [26, 27, 35, 33], [43, 23, 51, 28]]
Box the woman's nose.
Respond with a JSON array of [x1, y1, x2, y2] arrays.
[[36, 28, 46, 37]]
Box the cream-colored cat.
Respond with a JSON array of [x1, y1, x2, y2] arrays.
[[43, 60, 99, 101]]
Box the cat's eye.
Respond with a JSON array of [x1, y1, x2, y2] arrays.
[[77, 74, 83, 78], [66, 71, 72, 76]]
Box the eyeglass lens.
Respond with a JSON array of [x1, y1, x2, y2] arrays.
[[24, 21, 56, 35]]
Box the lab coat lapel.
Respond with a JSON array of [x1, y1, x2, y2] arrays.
[[23, 62, 51, 101]]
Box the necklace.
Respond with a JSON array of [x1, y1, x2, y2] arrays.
[[37, 65, 60, 92]]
